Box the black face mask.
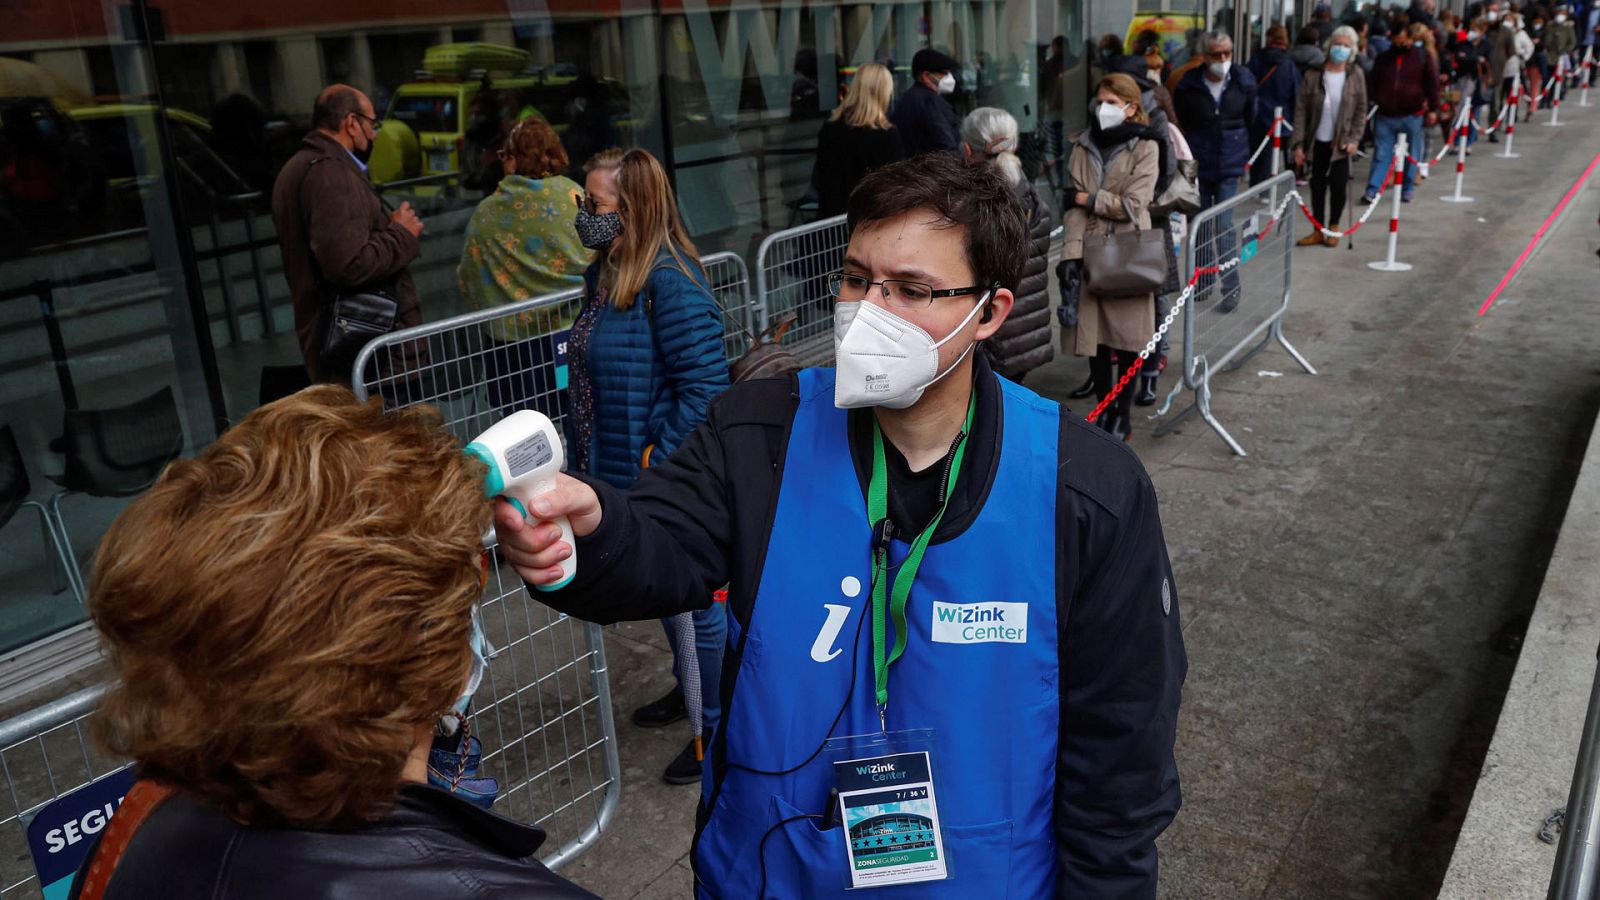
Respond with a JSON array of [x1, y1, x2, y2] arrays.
[[575, 206, 623, 249], [351, 138, 373, 165]]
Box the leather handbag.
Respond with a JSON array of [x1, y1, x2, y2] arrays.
[[1081, 199, 1168, 298], [319, 289, 398, 377], [1151, 159, 1200, 217]]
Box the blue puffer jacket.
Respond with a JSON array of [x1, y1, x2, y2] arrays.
[[576, 251, 729, 490]]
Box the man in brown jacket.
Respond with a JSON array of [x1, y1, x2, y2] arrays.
[[271, 85, 425, 386]]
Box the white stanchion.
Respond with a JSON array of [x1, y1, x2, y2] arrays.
[[1582, 47, 1593, 108], [1369, 134, 1412, 272], [1546, 56, 1567, 126], [1498, 73, 1522, 159], [1441, 105, 1474, 203]]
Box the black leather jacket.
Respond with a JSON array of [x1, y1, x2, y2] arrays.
[[70, 784, 599, 899]]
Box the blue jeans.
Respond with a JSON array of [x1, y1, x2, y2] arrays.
[[1367, 114, 1424, 197], [661, 602, 726, 735], [1197, 177, 1241, 302]]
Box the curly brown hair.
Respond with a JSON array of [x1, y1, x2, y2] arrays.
[[88, 386, 489, 827], [503, 115, 569, 179]]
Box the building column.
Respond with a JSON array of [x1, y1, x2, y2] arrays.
[[272, 36, 325, 118], [211, 41, 248, 98], [348, 32, 376, 95]]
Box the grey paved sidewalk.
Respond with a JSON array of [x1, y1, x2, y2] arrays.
[[559, 114, 1600, 899]]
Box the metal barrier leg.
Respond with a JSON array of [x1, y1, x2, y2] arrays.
[[1271, 316, 1319, 375], [208, 209, 241, 346], [1152, 400, 1200, 436], [1195, 362, 1248, 457], [1228, 331, 1276, 371], [242, 212, 275, 336]]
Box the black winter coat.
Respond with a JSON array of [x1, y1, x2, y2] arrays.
[[889, 83, 962, 157], [70, 784, 597, 899], [1173, 65, 1258, 183], [542, 357, 1187, 898], [987, 179, 1055, 379], [812, 119, 904, 217]]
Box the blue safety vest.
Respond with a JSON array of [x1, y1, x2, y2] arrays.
[[695, 367, 1060, 899]]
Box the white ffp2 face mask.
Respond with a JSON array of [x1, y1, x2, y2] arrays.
[[937, 72, 957, 94], [834, 294, 989, 409], [1096, 101, 1129, 130]]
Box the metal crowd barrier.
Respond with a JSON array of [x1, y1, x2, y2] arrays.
[[1152, 171, 1316, 456], [754, 213, 848, 366], [0, 686, 114, 898]]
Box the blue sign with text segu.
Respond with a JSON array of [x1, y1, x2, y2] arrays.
[[26, 766, 136, 900]]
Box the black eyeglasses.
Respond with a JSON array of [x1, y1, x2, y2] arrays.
[[351, 112, 382, 132], [827, 272, 993, 310]]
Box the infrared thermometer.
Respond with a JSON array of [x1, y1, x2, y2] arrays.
[[465, 410, 575, 591]]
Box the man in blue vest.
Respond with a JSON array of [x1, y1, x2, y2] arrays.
[[494, 154, 1186, 898]]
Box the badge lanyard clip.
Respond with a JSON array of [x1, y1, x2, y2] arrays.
[[866, 389, 976, 732]]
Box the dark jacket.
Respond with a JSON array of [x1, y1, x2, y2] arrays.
[[575, 251, 730, 490], [1370, 45, 1442, 116], [1173, 64, 1258, 183], [890, 83, 962, 157], [270, 132, 422, 383], [1290, 43, 1328, 73], [987, 179, 1054, 379], [543, 357, 1187, 897], [1249, 45, 1305, 127], [70, 784, 597, 899], [812, 118, 904, 217]]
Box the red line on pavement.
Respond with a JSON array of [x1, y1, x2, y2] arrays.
[[1477, 149, 1600, 316]]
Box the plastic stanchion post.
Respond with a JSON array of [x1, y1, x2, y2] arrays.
[[1499, 73, 1521, 159], [1369, 134, 1413, 272], [1546, 56, 1566, 126], [1582, 48, 1593, 107], [1270, 106, 1284, 206], [1442, 105, 1474, 203]]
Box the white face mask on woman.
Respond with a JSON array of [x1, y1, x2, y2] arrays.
[[1095, 100, 1130, 130]]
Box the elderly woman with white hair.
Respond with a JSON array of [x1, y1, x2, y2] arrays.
[[1289, 24, 1368, 247], [960, 106, 1054, 382]]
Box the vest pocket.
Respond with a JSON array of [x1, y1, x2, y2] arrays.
[[769, 794, 1016, 898]]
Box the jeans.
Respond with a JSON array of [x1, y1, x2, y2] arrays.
[[1366, 114, 1424, 197], [661, 602, 727, 735], [1197, 177, 1241, 303]]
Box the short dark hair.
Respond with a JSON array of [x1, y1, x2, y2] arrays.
[[846, 153, 1029, 294], [312, 86, 364, 133]]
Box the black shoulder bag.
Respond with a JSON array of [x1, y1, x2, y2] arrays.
[[301, 156, 402, 380]]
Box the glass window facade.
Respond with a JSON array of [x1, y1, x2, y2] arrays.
[[0, 0, 1110, 663]]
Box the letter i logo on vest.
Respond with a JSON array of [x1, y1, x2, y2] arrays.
[[931, 601, 1029, 645]]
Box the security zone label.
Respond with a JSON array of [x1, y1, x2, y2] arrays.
[[833, 751, 948, 888]]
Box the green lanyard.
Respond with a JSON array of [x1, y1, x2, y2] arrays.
[[866, 391, 976, 728]]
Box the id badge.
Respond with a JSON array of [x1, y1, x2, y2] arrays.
[[826, 730, 948, 889]]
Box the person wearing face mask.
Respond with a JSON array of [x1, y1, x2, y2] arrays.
[[1061, 74, 1168, 440], [890, 47, 964, 157], [1174, 30, 1256, 313], [567, 147, 732, 787], [1450, 18, 1494, 148], [1292, 26, 1369, 246], [493, 152, 1186, 899], [1248, 25, 1305, 186], [1362, 24, 1440, 203], [271, 84, 425, 387], [66, 387, 596, 900], [1546, 9, 1579, 85]]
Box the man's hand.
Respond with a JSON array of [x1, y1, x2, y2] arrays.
[[492, 474, 604, 586], [1293, 146, 1306, 168], [391, 201, 424, 238]]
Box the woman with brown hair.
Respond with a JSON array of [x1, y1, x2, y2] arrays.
[[458, 115, 592, 418], [811, 62, 903, 217], [1060, 73, 1165, 442], [70, 387, 594, 899], [569, 147, 729, 785]]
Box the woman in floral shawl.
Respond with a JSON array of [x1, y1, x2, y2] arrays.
[[457, 115, 591, 417]]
